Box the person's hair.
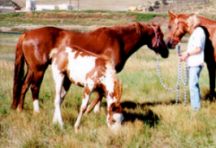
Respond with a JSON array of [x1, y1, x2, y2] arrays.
[[187, 14, 200, 32]]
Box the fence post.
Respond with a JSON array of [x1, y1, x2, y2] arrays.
[[25, 0, 36, 11]]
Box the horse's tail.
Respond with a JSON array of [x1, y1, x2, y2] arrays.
[[11, 34, 25, 109]]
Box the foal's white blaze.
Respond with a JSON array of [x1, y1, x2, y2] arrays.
[[33, 100, 40, 113], [65, 47, 96, 85], [108, 113, 124, 131]]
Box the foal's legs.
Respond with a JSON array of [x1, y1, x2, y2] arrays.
[[60, 76, 71, 103], [93, 95, 102, 113], [52, 65, 65, 128], [85, 90, 103, 114], [74, 87, 92, 132], [17, 69, 33, 112]]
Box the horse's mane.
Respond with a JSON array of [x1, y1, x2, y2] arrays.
[[112, 22, 144, 35], [176, 13, 216, 24], [91, 22, 145, 37]]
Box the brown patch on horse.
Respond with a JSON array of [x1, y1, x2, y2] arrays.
[[50, 49, 69, 72], [107, 79, 123, 121]]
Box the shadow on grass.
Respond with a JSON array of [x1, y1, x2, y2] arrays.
[[203, 91, 216, 102], [120, 99, 181, 127], [121, 99, 179, 109], [122, 109, 159, 127]]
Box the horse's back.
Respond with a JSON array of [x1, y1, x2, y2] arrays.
[[21, 27, 64, 69]]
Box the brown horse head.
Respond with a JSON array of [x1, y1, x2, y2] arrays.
[[146, 23, 169, 58], [166, 11, 193, 49]]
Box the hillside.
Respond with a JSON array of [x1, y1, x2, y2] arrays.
[[1, 0, 215, 14]]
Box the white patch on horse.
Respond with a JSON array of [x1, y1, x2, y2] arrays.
[[33, 100, 40, 113], [86, 78, 95, 91], [51, 62, 65, 128], [107, 96, 117, 108], [65, 47, 96, 85], [100, 63, 116, 95], [49, 48, 58, 59], [108, 112, 124, 132]]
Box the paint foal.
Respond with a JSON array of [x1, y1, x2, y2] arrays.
[[166, 11, 216, 100], [12, 23, 169, 113], [50, 46, 123, 131]]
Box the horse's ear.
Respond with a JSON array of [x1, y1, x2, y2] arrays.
[[168, 11, 176, 19]]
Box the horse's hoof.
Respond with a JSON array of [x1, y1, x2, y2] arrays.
[[11, 104, 17, 110], [205, 91, 216, 101], [17, 107, 23, 112], [33, 111, 40, 115], [74, 126, 79, 133], [93, 107, 100, 113]]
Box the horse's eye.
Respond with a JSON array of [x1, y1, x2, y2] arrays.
[[168, 25, 172, 30]]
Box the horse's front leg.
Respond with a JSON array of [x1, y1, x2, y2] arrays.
[[74, 87, 91, 132], [85, 90, 103, 114], [52, 65, 65, 128]]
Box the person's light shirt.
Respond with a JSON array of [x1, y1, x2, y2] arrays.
[[186, 27, 206, 67]]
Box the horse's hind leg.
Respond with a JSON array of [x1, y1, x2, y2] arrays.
[[17, 69, 33, 112], [93, 95, 102, 113], [206, 63, 216, 101], [30, 70, 46, 113]]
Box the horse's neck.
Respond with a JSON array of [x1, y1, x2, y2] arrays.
[[116, 24, 149, 59], [199, 16, 216, 26], [111, 24, 151, 72]]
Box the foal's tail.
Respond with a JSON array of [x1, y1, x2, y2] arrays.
[[11, 34, 25, 109]]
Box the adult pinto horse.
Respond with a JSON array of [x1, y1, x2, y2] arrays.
[[166, 11, 216, 100], [12, 22, 169, 113]]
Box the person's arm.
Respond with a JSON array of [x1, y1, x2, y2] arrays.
[[180, 47, 202, 61]]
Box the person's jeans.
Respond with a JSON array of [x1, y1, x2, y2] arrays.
[[189, 66, 203, 111]]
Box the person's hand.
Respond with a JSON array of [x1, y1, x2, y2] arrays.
[[179, 52, 189, 62]]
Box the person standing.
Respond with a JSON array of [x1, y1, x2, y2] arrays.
[[180, 15, 206, 111]]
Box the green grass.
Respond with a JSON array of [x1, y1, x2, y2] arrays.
[[0, 12, 216, 147], [0, 11, 159, 28]]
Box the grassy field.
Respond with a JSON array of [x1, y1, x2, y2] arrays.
[[0, 11, 216, 148]]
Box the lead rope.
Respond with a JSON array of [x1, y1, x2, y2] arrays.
[[156, 44, 188, 104]]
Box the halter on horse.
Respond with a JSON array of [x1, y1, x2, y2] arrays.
[[12, 22, 169, 113], [166, 11, 216, 100]]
